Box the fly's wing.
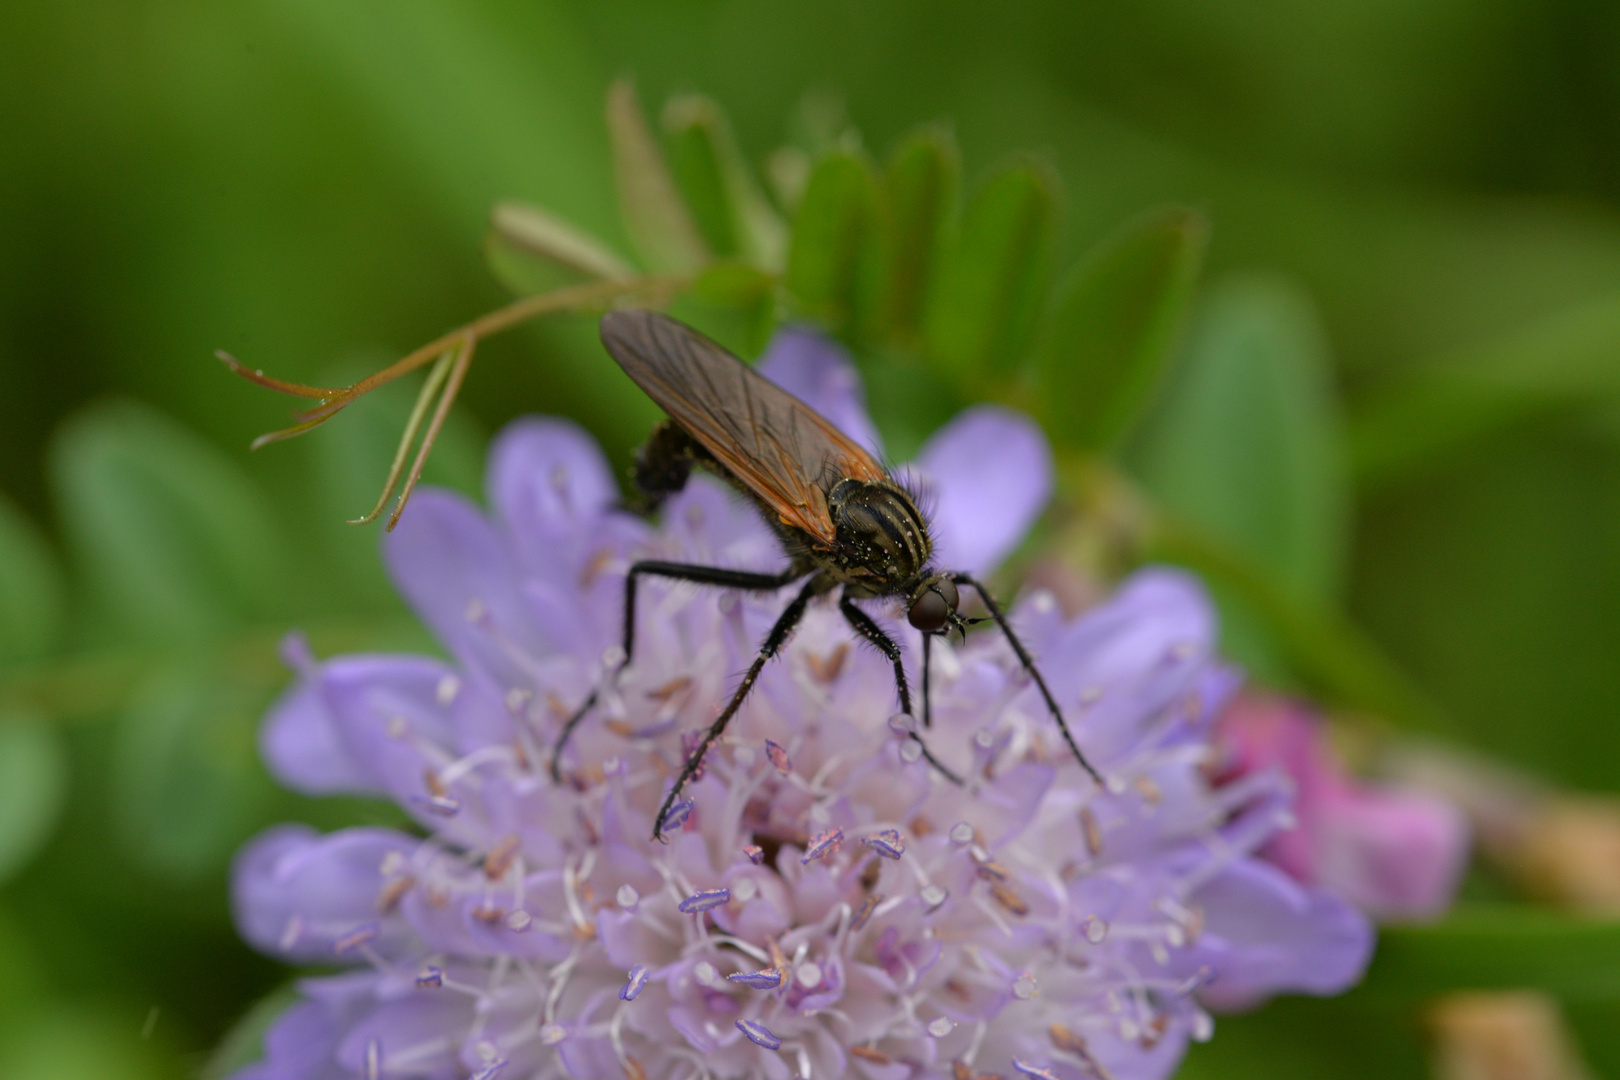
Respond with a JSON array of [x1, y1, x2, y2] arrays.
[[600, 310, 887, 547]]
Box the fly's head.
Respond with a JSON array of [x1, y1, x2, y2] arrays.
[[905, 572, 962, 636]]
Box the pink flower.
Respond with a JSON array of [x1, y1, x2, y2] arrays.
[[1216, 692, 1469, 921]]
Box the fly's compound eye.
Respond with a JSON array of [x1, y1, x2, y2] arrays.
[[908, 579, 958, 633]]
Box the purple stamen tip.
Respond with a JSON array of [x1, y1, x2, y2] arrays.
[[333, 923, 379, 955], [742, 843, 765, 865], [678, 887, 731, 914], [621, 964, 650, 1001], [1012, 1059, 1061, 1080], [801, 826, 844, 864], [736, 1018, 782, 1051], [411, 793, 462, 817], [764, 739, 792, 775], [658, 798, 694, 835], [726, 969, 783, 990], [415, 965, 444, 988], [861, 828, 906, 860]]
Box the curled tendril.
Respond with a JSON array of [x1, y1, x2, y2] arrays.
[[220, 275, 680, 530]]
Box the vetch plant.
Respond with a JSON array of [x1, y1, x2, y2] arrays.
[[228, 328, 1370, 1080]]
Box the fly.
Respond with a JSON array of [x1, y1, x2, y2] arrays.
[[555, 310, 1103, 838]]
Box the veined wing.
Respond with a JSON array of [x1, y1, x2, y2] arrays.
[[600, 310, 887, 547]]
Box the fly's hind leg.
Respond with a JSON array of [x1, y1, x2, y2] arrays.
[[550, 560, 802, 781], [632, 419, 711, 512]]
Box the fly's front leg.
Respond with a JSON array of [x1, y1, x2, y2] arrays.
[[839, 595, 962, 787], [951, 572, 1104, 787], [549, 560, 801, 781], [653, 577, 820, 838], [921, 631, 932, 729]]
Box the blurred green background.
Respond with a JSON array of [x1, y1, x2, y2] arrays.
[[5, 1, 1620, 1077]]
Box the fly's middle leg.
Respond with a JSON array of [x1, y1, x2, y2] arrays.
[[549, 560, 801, 781]]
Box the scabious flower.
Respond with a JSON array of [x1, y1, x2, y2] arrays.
[[1215, 692, 1469, 922], [230, 327, 1371, 1080]]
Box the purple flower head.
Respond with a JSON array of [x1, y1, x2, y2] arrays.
[[230, 327, 1371, 1080]]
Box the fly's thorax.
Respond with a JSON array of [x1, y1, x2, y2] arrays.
[[825, 478, 932, 587]]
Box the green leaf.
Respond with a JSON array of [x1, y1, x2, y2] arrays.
[[1178, 997, 1427, 1080], [784, 149, 879, 331], [668, 262, 779, 358], [112, 664, 275, 883], [50, 400, 287, 642], [0, 1004, 173, 1080], [879, 125, 959, 340], [1350, 424, 1620, 788], [0, 713, 68, 887], [689, 262, 777, 309], [484, 201, 634, 296], [923, 157, 1058, 393], [1354, 906, 1620, 1003], [262, 0, 616, 237], [1131, 274, 1349, 604], [1351, 291, 1620, 492], [0, 497, 65, 665], [662, 94, 787, 269], [606, 80, 709, 274], [1031, 207, 1207, 451]]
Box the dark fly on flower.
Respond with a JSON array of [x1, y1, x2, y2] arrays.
[[555, 310, 1104, 839]]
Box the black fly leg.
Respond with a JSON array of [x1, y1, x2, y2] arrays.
[[951, 572, 1105, 787], [653, 577, 820, 838], [550, 560, 801, 781], [839, 595, 963, 787], [921, 631, 932, 729]]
